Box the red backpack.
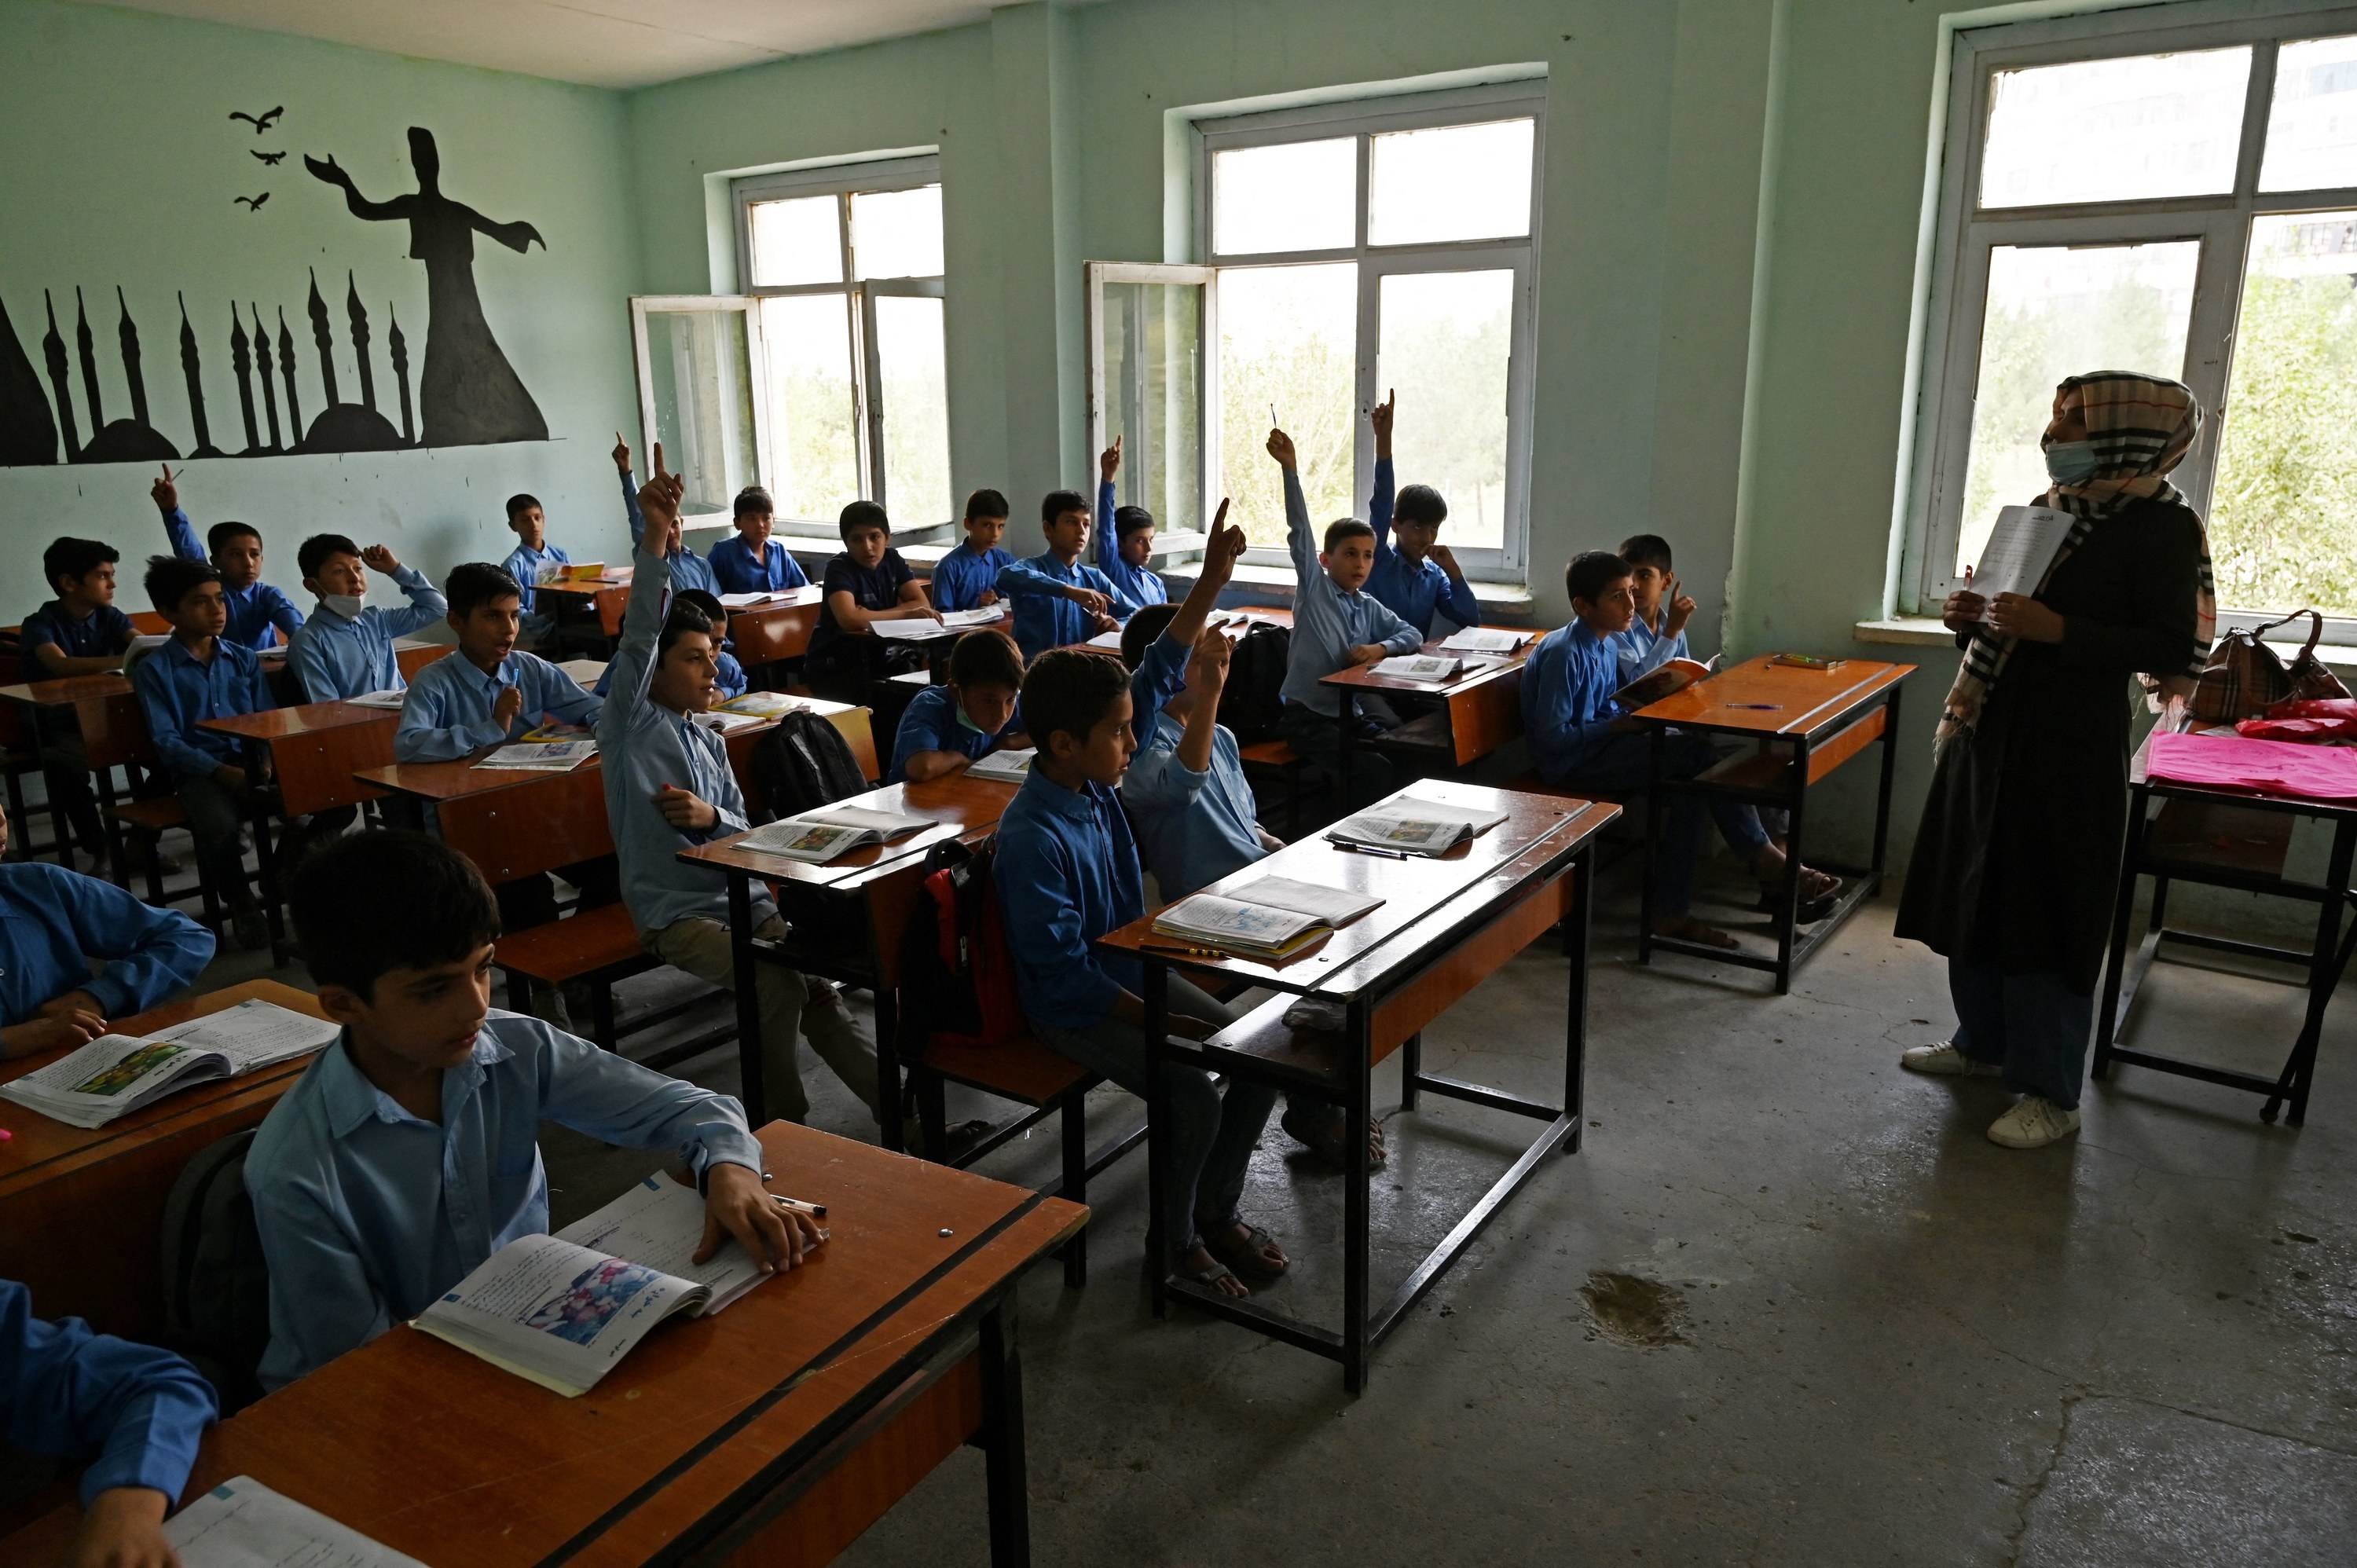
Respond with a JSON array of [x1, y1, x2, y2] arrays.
[[896, 837, 1027, 1052]]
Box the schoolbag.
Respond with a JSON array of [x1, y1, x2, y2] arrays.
[[159, 1130, 271, 1412], [895, 837, 1026, 1053], [748, 709, 868, 823], [1219, 622, 1291, 744]]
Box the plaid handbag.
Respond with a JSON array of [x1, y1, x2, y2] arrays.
[[2191, 609, 2349, 724]]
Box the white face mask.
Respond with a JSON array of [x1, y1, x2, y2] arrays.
[[321, 592, 365, 619]]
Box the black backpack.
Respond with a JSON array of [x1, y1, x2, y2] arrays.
[[159, 1130, 271, 1412], [1219, 622, 1292, 744], [749, 709, 868, 823]]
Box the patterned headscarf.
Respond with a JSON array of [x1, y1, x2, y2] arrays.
[[1934, 372, 2212, 751]]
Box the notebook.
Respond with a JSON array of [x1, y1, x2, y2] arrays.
[[1325, 797, 1509, 857]]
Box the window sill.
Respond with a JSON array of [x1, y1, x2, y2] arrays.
[[1856, 617, 2357, 681]]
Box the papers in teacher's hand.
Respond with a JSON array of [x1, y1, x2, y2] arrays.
[[167, 1476, 425, 1568], [966, 746, 1036, 782], [737, 804, 933, 863], [1438, 628, 1531, 654], [1967, 505, 2075, 613], [346, 689, 408, 709], [474, 738, 599, 771], [1325, 797, 1509, 858], [0, 1000, 339, 1129], [1371, 653, 1468, 682]]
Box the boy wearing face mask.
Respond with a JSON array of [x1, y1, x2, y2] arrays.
[[887, 629, 1028, 784], [285, 533, 448, 702]]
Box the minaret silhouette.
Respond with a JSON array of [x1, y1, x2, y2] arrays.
[[73, 288, 103, 431], [253, 303, 282, 451], [276, 308, 302, 443], [306, 270, 339, 410], [0, 298, 60, 465], [116, 288, 149, 430], [229, 305, 260, 454], [346, 273, 376, 412], [178, 294, 222, 460], [389, 306, 414, 445], [42, 291, 80, 460]]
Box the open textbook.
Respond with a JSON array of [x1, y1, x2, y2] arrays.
[[1611, 656, 1719, 710], [474, 738, 599, 772], [1437, 627, 1531, 654], [1152, 875, 1384, 958], [1326, 797, 1510, 858], [1370, 653, 1472, 683], [966, 746, 1036, 782], [737, 804, 931, 864], [1967, 505, 2074, 611], [346, 689, 407, 710], [716, 690, 809, 718], [167, 1476, 424, 1568], [0, 1000, 339, 1129], [868, 607, 1002, 640]]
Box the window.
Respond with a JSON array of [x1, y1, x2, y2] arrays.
[[1086, 86, 1542, 583], [1910, 8, 2357, 632]]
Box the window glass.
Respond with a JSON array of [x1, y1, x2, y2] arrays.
[[641, 308, 757, 518], [2260, 35, 2357, 192], [1217, 262, 1358, 548], [746, 196, 842, 288], [755, 295, 860, 522], [1978, 48, 2250, 208], [1213, 139, 1356, 255], [852, 185, 945, 280], [1368, 119, 1535, 245], [1100, 280, 1204, 536], [873, 294, 951, 526], [1375, 269, 1516, 551]]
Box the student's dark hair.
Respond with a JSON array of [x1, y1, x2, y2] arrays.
[[838, 500, 890, 540], [1395, 484, 1449, 529], [297, 533, 361, 581], [291, 830, 500, 1001], [145, 554, 221, 616], [963, 488, 1010, 523], [206, 520, 263, 553], [658, 603, 715, 665], [504, 493, 541, 522], [1113, 504, 1155, 540], [734, 485, 775, 521], [1021, 648, 1131, 751], [1618, 533, 1674, 572], [1118, 603, 1180, 671], [445, 562, 524, 619], [1323, 518, 1375, 553], [675, 588, 725, 622], [1566, 551, 1633, 605], [948, 627, 1025, 691], [43, 537, 119, 591], [1041, 489, 1087, 526]]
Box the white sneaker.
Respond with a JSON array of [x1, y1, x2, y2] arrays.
[[1901, 1042, 2002, 1078], [1986, 1096, 2080, 1149]]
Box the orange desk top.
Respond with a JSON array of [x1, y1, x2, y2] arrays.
[[1631, 654, 1912, 738]]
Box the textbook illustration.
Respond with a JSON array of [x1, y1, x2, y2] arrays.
[[737, 804, 930, 864]]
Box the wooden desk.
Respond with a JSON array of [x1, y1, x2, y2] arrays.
[[676, 773, 1018, 1130], [1098, 779, 1617, 1391], [1627, 654, 1914, 992], [728, 588, 825, 670], [0, 1122, 1083, 1568], [200, 702, 397, 818], [0, 979, 329, 1338], [0, 673, 159, 879], [1319, 626, 1537, 772], [393, 638, 452, 681]]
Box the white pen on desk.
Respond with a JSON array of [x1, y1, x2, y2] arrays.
[[1330, 839, 1409, 860]]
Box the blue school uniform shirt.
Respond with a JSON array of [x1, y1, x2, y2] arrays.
[[998, 551, 1124, 660], [886, 683, 1021, 784], [1, 1280, 219, 1507], [1277, 468, 1424, 716], [500, 540, 571, 645], [285, 568, 446, 701], [1364, 458, 1480, 637], [994, 767, 1146, 1032], [1522, 620, 1627, 784], [618, 467, 719, 597], [808, 551, 915, 671], [20, 600, 134, 667], [1614, 609, 1690, 681], [245, 1010, 764, 1389], [592, 646, 746, 703], [163, 509, 305, 650], [599, 547, 772, 936], [929, 543, 1013, 613], [131, 637, 275, 780], [394, 648, 603, 762], [0, 861, 212, 1024], [1121, 635, 1266, 899], [706, 534, 808, 595], [1094, 481, 1170, 616]]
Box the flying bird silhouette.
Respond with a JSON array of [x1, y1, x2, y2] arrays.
[[251, 149, 286, 166], [233, 192, 269, 212], [228, 106, 284, 134]]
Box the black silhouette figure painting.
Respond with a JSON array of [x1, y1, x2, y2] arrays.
[[306, 127, 548, 447], [0, 299, 57, 466]]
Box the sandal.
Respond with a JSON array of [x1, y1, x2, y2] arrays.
[[1281, 1104, 1388, 1167], [1177, 1255, 1244, 1295], [1200, 1222, 1288, 1281]]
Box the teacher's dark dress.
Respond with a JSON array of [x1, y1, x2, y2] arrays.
[[1895, 498, 2203, 994]]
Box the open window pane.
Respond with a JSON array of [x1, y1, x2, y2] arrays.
[[1375, 269, 1514, 551], [1218, 262, 1357, 548], [873, 294, 951, 527], [1979, 49, 2250, 209], [636, 306, 758, 520], [1101, 280, 1204, 536], [2210, 211, 2357, 613], [1368, 120, 1535, 246], [756, 295, 860, 522], [1955, 241, 2199, 574], [2260, 35, 2357, 192], [852, 185, 944, 280], [1213, 139, 1355, 255], [746, 196, 843, 288]]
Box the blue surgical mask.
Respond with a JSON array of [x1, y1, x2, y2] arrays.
[[2044, 440, 2101, 487]]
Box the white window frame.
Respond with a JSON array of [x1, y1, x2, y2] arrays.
[[730, 155, 948, 533], [1193, 82, 1545, 580], [1906, 0, 2357, 639], [628, 294, 769, 525], [1086, 261, 1218, 547]]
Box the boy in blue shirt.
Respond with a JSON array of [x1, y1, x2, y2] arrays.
[[245, 829, 812, 1389], [594, 589, 746, 703], [21, 537, 137, 866], [395, 563, 602, 763], [1613, 532, 1698, 682], [888, 630, 1026, 784], [929, 489, 1014, 613], [996, 559, 1287, 1299], [0, 798, 212, 1058], [285, 534, 446, 701], [1093, 437, 1170, 616], [500, 492, 571, 650], [150, 465, 305, 650], [997, 490, 1121, 659], [805, 500, 938, 702], [132, 555, 277, 950], [614, 437, 718, 596], [706, 486, 809, 596], [1365, 394, 1480, 637]]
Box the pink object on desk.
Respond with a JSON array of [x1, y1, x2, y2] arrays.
[[2147, 730, 2357, 804]]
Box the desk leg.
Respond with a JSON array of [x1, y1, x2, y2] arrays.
[[1869, 684, 1901, 894], [874, 976, 904, 1156], [1144, 961, 1171, 1317], [1400, 1032, 1421, 1112], [1566, 847, 1592, 1153], [979, 1296, 1032, 1567], [1343, 996, 1372, 1395], [30, 705, 74, 867], [1774, 742, 1807, 995], [2094, 786, 2151, 1078], [248, 772, 285, 964], [1637, 726, 1663, 965], [1337, 689, 1358, 810], [2265, 817, 2355, 1126], [727, 870, 768, 1129]]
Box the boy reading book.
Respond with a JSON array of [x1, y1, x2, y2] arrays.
[[929, 489, 1014, 613], [1094, 437, 1169, 615], [151, 465, 305, 650], [996, 637, 1287, 1299], [614, 436, 719, 596], [1614, 532, 1696, 681], [706, 486, 809, 595], [500, 492, 571, 650], [21, 537, 138, 866], [888, 629, 1027, 783], [244, 829, 810, 1389], [997, 489, 1122, 659], [1365, 393, 1479, 637], [803, 500, 938, 702], [395, 563, 602, 762], [285, 534, 447, 701]]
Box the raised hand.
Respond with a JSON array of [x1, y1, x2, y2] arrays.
[[302, 153, 351, 189], [360, 544, 401, 575], [1370, 390, 1395, 451], [1265, 427, 1297, 471], [1665, 573, 1697, 636], [611, 432, 632, 474], [1190, 621, 1233, 686], [1100, 434, 1122, 483], [150, 464, 179, 514]]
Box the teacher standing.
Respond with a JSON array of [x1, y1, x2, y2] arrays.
[[1895, 372, 2212, 1149]]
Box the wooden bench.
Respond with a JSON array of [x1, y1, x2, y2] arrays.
[[491, 901, 658, 1049], [102, 796, 227, 929], [1239, 738, 1312, 836]]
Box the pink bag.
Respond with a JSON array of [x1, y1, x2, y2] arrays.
[[2237, 696, 2357, 742], [2148, 731, 2357, 803]]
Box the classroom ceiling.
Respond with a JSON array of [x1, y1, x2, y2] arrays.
[[86, 0, 1007, 89]]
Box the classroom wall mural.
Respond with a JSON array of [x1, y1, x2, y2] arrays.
[[0, 114, 548, 467]]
